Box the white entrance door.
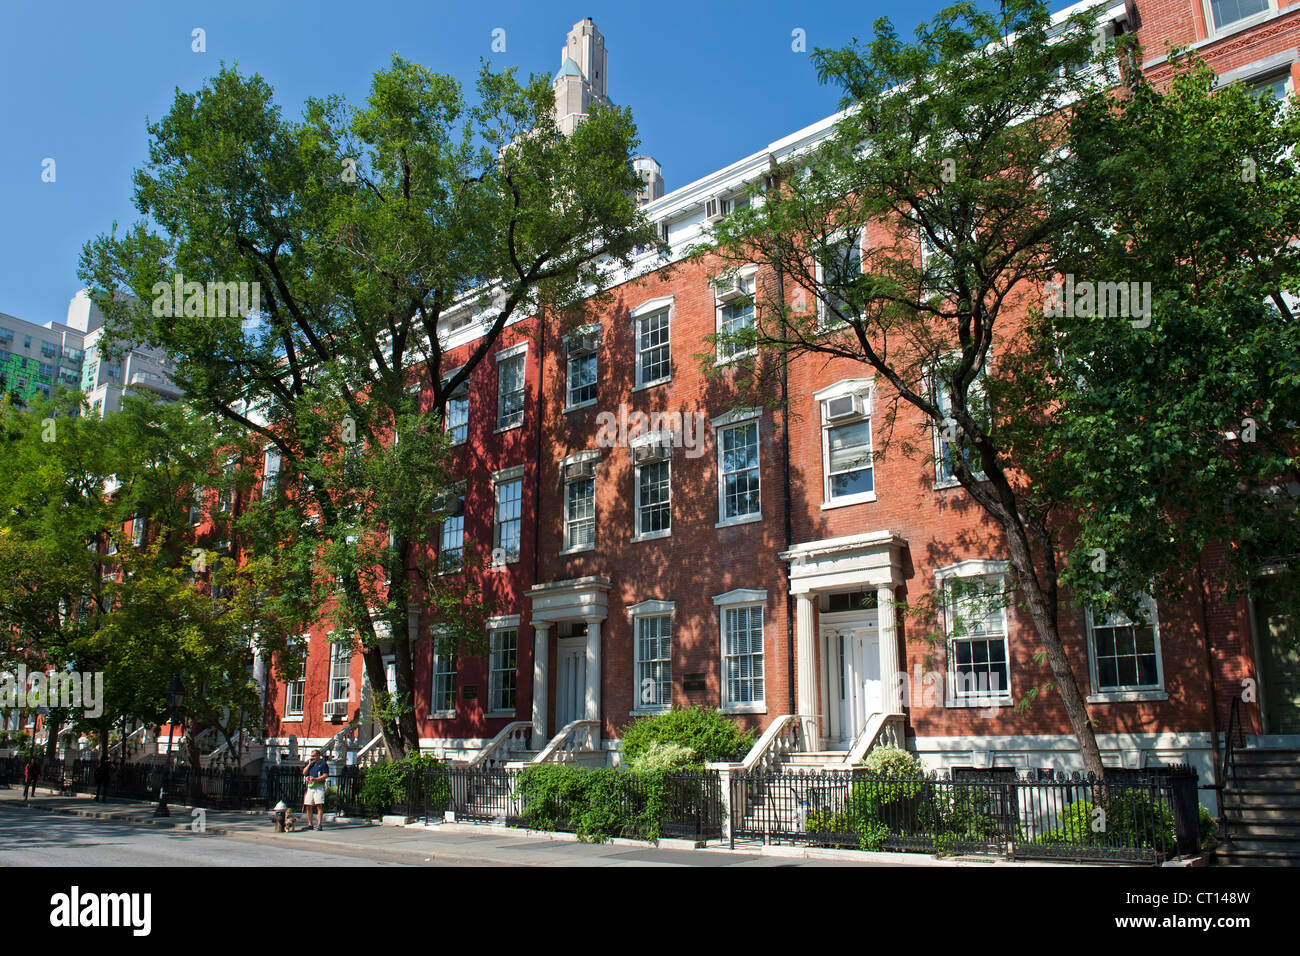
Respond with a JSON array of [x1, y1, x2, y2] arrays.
[[555, 637, 587, 731], [822, 617, 881, 749]]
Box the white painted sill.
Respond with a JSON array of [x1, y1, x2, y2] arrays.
[[716, 513, 763, 529], [721, 703, 766, 715], [632, 529, 672, 543], [564, 399, 599, 413], [429, 710, 457, 720], [1087, 689, 1168, 704], [494, 421, 523, 435], [559, 544, 596, 556], [632, 377, 671, 393], [944, 698, 1013, 709], [820, 491, 877, 510], [281, 716, 304, 723]]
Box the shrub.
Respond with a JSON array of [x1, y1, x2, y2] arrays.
[[358, 753, 445, 818], [619, 707, 755, 766], [861, 746, 925, 801], [628, 741, 699, 774], [1035, 790, 1177, 855], [516, 765, 663, 842], [1198, 804, 1218, 852]]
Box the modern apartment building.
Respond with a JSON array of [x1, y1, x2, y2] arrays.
[[0, 291, 180, 416], [259, 5, 1297, 810]]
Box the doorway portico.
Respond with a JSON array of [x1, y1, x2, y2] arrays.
[[781, 531, 908, 752], [526, 576, 611, 750]]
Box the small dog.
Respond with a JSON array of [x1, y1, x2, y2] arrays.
[[284, 812, 299, 832]]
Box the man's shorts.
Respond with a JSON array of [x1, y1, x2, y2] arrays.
[[303, 786, 325, 806]]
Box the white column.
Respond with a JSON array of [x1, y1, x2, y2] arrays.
[[877, 584, 902, 715], [584, 617, 602, 747], [795, 593, 819, 750], [532, 623, 551, 749]]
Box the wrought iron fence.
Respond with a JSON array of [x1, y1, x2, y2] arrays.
[[729, 766, 1200, 863]]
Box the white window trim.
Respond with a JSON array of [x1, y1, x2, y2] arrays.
[[1202, 0, 1276, 38], [929, 355, 989, 490], [486, 625, 519, 716], [491, 473, 524, 566], [714, 267, 759, 365], [325, 636, 353, 709], [714, 412, 763, 527], [1084, 597, 1168, 703], [817, 379, 876, 508], [629, 599, 675, 715], [430, 635, 457, 718], [814, 228, 864, 328], [494, 344, 528, 433], [934, 562, 1013, 709], [562, 460, 597, 554], [632, 450, 672, 542], [714, 589, 767, 714], [632, 300, 673, 391], [564, 323, 601, 411], [443, 366, 470, 446]]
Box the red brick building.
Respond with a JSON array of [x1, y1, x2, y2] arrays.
[[259, 5, 1299, 806]]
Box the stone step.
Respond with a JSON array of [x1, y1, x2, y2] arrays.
[[1233, 748, 1300, 763], [1224, 823, 1300, 840], [1220, 837, 1300, 856], [1224, 807, 1300, 823], [1224, 778, 1300, 793], [1231, 764, 1300, 780]]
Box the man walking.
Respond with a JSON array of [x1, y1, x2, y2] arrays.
[[302, 750, 329, 831], [93, 758, 111, 801], [22, 755, 40, 802]]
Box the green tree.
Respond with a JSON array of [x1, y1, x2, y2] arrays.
[[1007, 52, 1300, 625], [79, 57, 657, 757], [704, 0, 1113, 776]]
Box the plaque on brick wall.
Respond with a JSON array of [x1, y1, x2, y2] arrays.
[[682, 673, 706, 692], [462, 685, 478, 701]]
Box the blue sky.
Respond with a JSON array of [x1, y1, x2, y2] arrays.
[[0, 0, 971, 327]]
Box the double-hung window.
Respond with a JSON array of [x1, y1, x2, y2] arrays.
[[493, 469, 523, 564], [437, 490, 465, 571], [818, 381, 874, 504], [716, 412, 761, 523], [633, 441, 671, 538], [431, 637, 457, 715], [131, 515, 145, 548], [635, 305, 671, 387], [562, 455, 597, 552], [488, 626, 518, 713], [285, 671, 305, 719], [496, 346, 526, 429], [566, 327, 600, 407], [715, 272, 756, 361], [938, 563, 1011, 706], [1205, 0, 1272, 35], [716, 589, 766, 712], [1087, 596, 1164, 700], [326, 639, 352, 718], [817, 230, 863, 325], [630, 602, 673, 713], [262, 447, 281, 496]]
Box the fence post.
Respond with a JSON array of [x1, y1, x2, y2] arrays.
[[718, 768, 734, 847], [1168, 767, 1200, 857]]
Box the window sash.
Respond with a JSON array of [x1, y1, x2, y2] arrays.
[[565, 477, 595, 549], [824, 418, 873, 498], [497, 354, 525, 428], [723, 605, 765, 705], [439, 511, 465, 570], [447, 395, 469, 444], [636, 615, 672, 709], [494, 479, 523, 561], [567, 353, 598, 406], [720, 422, 760, 519], [1208, 0, 1270, 32], [945, 577, 1009, 700], [636, 460, 671, 535], [285, 680, 305, 717], [328, 643, 351, 704], [432, 646, 457, 713], [1091, 605, 1161, 691], [488, 629, 518, 711], [636, 309, 671, 385]]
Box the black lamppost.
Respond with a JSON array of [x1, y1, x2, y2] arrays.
[[153, 675, 184, 818]]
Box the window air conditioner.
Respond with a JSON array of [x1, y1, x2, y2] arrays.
[[565, 458, 597, 481], [825, 394, 865, 421]]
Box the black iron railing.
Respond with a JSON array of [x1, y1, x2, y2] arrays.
[[729, 766, 1199, 863], [1218, 695, 1243, 844]]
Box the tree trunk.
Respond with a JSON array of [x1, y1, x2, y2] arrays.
[[999, 512, 1106, 779], [44, 714, 61, 763], [185, 729, 204, 804], [359, 645, 407, 760]]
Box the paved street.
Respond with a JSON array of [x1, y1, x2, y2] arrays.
[[0, 791, 905, 867]]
